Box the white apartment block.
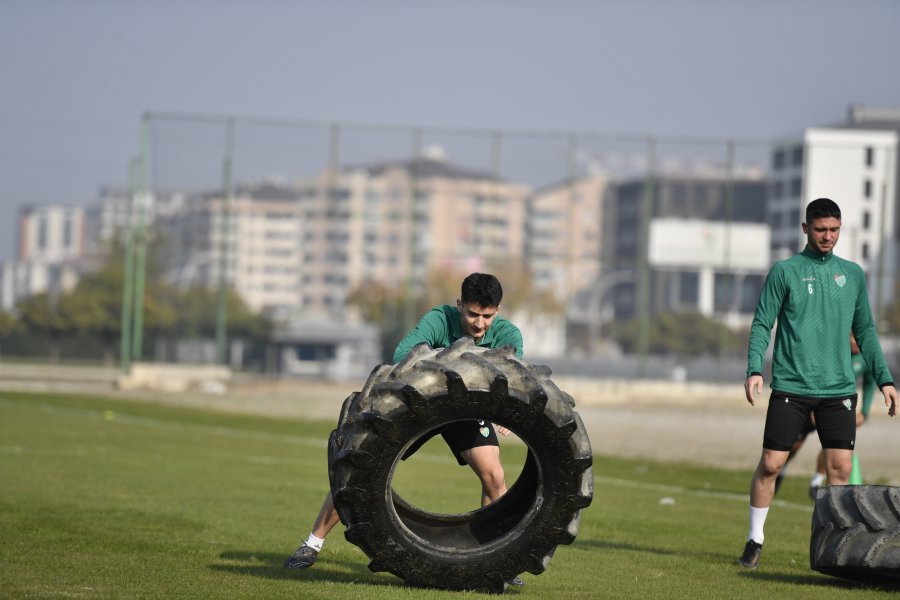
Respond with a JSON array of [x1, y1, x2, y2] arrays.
[[0, 205, 85, 311], [17, 205, 84, 262], [769, 127, 898, 304], [158, 182, 303, 316], [83, 187, 185, 255]]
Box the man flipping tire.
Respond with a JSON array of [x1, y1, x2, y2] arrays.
[[284, 273, 526, 586]]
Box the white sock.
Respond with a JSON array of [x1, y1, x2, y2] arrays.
[[748, 505, 769, 545], [304, 533, 325, 552], [810, 472, 826, 487]]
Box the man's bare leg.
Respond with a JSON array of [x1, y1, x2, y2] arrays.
[[823, 448, 853, 485], [459, 445, 507, 506], [284, 491, 341, 569]]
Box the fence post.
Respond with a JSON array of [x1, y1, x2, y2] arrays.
[[215, 118, 235, 365]]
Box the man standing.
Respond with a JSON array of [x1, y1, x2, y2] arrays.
[[738, 198, 897, 569], [285, 273, 525, 585]]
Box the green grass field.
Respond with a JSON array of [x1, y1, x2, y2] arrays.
[[1, 391, 896, 599]]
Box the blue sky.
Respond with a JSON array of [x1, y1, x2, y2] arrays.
[[2, 0, 899, 259]]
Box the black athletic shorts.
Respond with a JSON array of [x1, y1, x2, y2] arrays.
[[763, 391, 857, 451], [401, 419, 500, 466], [793, 413, 817, 442]]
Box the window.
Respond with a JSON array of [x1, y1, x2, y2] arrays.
[[679, 271, 699, 304], [863, 211, 871, 230], [740, 275, 764, 313], [864, 179, 872, 198], [37, 217, 48, 249], [791, 145, 804, 167], [63, 217, 73, 249], [772, 149, 785, 170], [772, 211, 783, 230], [862, 243, 869, 260], [770, 181, 783, 200], [714, 273, 735, 312], [790, 177, 802, 197], [865, 147, 874, 167]]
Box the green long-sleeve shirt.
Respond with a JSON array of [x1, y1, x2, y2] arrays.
[[746, 247, 894, 397], [851, 353, 877, 417], [392, 305, 524, 364]]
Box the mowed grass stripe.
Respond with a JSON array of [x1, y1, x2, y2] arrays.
[[0, 391, 893, 599], [1, 397, 817, 512]]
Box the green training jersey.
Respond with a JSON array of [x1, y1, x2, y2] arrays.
[[747, 247, 893, 397], [392, 304, 524, 364], [851, 353, 877, 417]]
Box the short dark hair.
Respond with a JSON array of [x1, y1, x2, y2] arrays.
[[461, 273, 503, 307], [805, 198, 841, 223]]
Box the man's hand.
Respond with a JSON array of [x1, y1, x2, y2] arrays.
[[745, 375, 764, 406], [883, 385, 898, 417], [497, 426, 511, 437]]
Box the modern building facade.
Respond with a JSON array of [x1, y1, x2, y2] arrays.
[[605, 173, 768, 326]]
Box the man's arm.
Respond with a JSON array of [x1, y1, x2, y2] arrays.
[[744, 264, 784, 403], [490, 318, 524, 358], [392, 307, 447, 364], [850, 265, 895, 415]]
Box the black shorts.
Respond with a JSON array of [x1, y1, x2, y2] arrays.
[[793, 414, 817, 442], [763, 391, 857, 451], [401, 420, 500, 466]]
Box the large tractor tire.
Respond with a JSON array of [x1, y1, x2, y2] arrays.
[[810, 485, 900, 582], [327, 338, 594, 593]]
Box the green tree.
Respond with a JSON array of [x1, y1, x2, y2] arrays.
[[16, 292, 72, 362]]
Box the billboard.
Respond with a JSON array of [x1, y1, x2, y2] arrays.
[[648, 218, 770, 270]]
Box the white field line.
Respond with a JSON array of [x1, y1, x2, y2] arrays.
[[595, 476, 813, 513], [1, 398, 812, 512]]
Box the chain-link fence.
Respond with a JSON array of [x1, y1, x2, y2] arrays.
[[105, 111, 898, 378]]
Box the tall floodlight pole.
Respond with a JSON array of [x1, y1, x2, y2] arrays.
[[215, 119, 235, 364], [636, 137, 656, 376], [132, 115, 151, 360], [119, 157, 140, 373]]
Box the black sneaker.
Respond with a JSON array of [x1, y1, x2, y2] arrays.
[[283, 544, 318, 569], [737, 540, 762, 569], [506, 576, 525, 587]]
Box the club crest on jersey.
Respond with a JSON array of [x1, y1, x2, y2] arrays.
[[834, 274, 847, 287]]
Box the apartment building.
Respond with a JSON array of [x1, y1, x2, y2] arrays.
[[158, 181, 303, 316], [0, 205, 85, 310], [527, 175, 608, 299], [17, 204, 84, 262], [296, 151, 530, 314]]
